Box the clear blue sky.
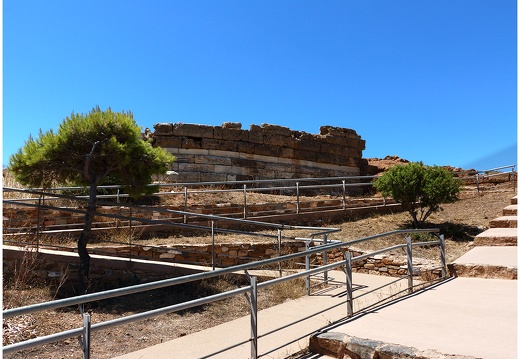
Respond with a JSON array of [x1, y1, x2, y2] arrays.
[[2, 0, 517, 170]]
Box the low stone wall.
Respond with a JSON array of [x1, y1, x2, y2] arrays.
[[89, 242, 442, 278], [3, 197, 398, 235], [2, 246, 206, 294], [3, 239, 442, 296], [152, 123, 367, 182]]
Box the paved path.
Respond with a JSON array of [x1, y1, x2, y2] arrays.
[[113, 269, 517, 359], [319, 276, 517, 359], [113, 272, 407, 359], [114, 195, 518, 359]]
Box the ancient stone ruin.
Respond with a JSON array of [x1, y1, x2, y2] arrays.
[[151, 122, 368, 183]]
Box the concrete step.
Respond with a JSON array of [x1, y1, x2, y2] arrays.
[[307, 277, 517, 359], [474, 228, 518, 246], [503, 204, 517, 216], [447, 246, 517, 279], [489, 215, 517, 228]]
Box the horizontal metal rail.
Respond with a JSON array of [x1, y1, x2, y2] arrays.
[[3, 228, 438, 319], [3, 175, 375, 201], [3, 228, 443, 357]]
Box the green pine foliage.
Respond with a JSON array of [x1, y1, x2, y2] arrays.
[[373, 162, 460, 228], [9, 106, 174, 197]]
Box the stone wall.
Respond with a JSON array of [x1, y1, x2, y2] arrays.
[[152, 123, 367, 182], [89, 242, 442, 278], [3, 241, 443, 296]]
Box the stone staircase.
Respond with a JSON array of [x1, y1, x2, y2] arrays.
[[472, 195, 518, 246], [447, 195, 517, 279]]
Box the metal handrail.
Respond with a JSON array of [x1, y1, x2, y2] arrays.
[[4, 228, 430, 319], [3, 227, 443, 357], [2, 175, 375, 200]]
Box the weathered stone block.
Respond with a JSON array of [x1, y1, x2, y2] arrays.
[[293, 149, 317, 162], [248, 124, 264, 144], [321, 142, 345, 156], [153, 123, 174, 135], [181, 138, 202, 149], [254, 144, 281, 157], [155, 136, 183, 148], [222, 128, 248, 141], [280, 147, 294, 158], [261, 123, 292, 136], [298, 139, 321, 152], [222, 122, 242, 129], [264, 134, 299, 149], [237, 141, 256, 154], [173, 123, 214, 138], [201, 138, 237, 152]]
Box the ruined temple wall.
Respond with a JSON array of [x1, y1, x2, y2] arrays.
[[152, 122, 367, 182]]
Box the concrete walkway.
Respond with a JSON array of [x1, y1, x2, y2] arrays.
[[114, 195, 518, 359], [313, 275, 517, 359], [113, 270, 517, 359], [113, 272, 409, 359]]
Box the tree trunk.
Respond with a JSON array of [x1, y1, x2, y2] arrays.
[[77, 180, 97, 294]]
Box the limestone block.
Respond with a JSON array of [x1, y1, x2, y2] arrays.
[[261, 123, 292, 136], [205, 155, 233, 166], [293, 149, 317, 162], [231, 158, 257, 168], [248, 124, 264, 144], [321, 142, 345, 156], [320, 135, 349, 146], [254, 143, 282, 157], [222, 122, 242, 129], [153, 123, 174, 135], [213, 126, 223, 139], [298, 139, 321, 152], [181, 138, 202, 149], [237, 141, 256, 154], [264, 134, 298, 149], [201, 138, 237, 152], [155, 136, 182, 148], [222, 128, 248, 141], [173, 123, 214, 138], [308, 332, 347, 358]]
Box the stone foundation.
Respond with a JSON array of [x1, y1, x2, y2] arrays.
[[152, 123, 367, 182]]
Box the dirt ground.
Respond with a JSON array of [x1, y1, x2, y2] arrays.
[[2, 183, 516, 359]]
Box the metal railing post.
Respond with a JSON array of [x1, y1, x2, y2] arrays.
[[439, 234, 446, 278], [342, 180, 346, 210], [183, 186, 188, 223], [243, 184, 247, 219], [128, 207, 133, 262], [248, 274, 258, 359], [406, 236, 414, 293], [323, 233, 328, 283], [80, 313, 91, 359], [305, 241, 311, 296], [36, 194, 43, 251], [476, 173, 480, 193], [296, 182, 300, 214], [278, 229, 282, 277], [211, 221, 216, 270], [345, 251, 353, 317]]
